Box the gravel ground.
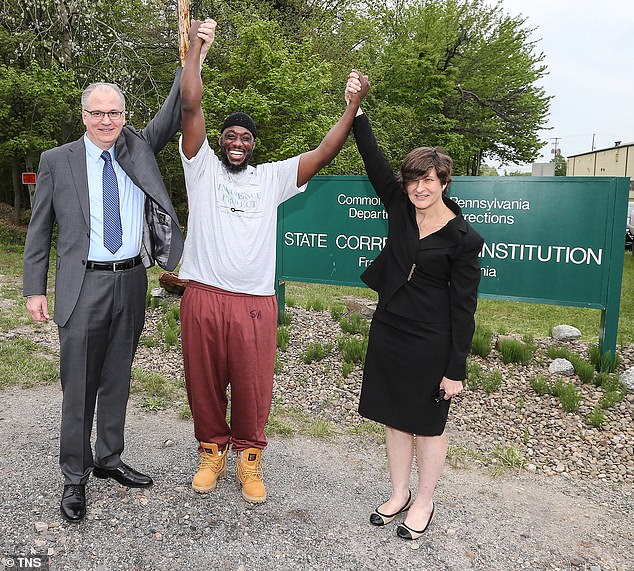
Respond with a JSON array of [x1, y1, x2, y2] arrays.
[[0, 302, 633, 570]]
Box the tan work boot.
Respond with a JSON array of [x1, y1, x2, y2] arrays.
[[192, 442, 227, 493], [236, 448, 267, 503]]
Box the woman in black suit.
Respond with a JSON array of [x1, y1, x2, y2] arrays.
[[346, 73, 484, 540]]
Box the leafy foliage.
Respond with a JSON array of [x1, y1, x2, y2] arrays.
[[1, 0, 551, 214]]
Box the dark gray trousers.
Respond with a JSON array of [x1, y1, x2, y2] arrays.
[[58, 264, 147, 485]]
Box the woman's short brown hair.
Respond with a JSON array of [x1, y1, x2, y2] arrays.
[[398, 146, 453, 193]]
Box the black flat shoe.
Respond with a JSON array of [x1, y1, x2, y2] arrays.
[[370, 490, 412, 526], [60, 484, 86, 522], [93, 462, 153, 488], [396, 503, 435, 540]]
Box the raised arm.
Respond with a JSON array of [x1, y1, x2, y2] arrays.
[[296, 70, 369, 187], [181, 18, 217, 159]]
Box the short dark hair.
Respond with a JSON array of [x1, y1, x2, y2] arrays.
[[399, 146, 453, 193]]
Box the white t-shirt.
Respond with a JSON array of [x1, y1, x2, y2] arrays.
[[179, 137, 307, 295]]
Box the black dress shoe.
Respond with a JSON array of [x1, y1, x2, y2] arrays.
[[370, 490, 412, 526], [60, 484, 86, 522], [397, 503, 435, 540], [93, 462, 153, 488]]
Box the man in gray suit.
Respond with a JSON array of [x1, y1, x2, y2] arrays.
[[23, 25, 215, 522]]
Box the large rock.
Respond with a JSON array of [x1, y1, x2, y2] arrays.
[[344, 297, 376, 319], [620, 366, 634, 392], [551, 324, 581, 341], [549, 358, 575, 376]]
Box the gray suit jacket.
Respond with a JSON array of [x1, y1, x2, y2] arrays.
[[23, 68, 185, 327]]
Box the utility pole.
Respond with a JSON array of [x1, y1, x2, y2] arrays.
[[591, 133, 596, 150], [551, 137, 561, 160]]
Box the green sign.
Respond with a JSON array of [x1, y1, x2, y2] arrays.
[[276, 176, 629, 360]]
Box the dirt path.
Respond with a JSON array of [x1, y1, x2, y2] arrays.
[[0, 383, 632, 571]]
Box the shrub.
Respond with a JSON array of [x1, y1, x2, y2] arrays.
[[547, 346, 570, 360], [278, 310, 293, 326], [277, 326, 290, 351], [305, 297, 326, 311], [593, 371, 612, 388], [588, 344, 621, 373], [600, 388, 626, 409], [164, 327, 179, 348], [497, 338, 534, 365], [330, 303, 346, 322], [465, 360, 483, 390], [584, 405, 606, 428], [574, 359, 595, 384], [169, 304, 180, 321], [341, 362, 355, 378], [481, 369, 503, 394], [300, 342, 333, 364], [551, 380, 582, 412], [471, 325, 492, 358], [529, 374, 550, 396], [274, 353, 283, 375], [337, 335, 368, 365], [339, 313, 369, 336]]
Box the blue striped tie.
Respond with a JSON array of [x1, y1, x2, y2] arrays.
[[101, 151, 122, 253]]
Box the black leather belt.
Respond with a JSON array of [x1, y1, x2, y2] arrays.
[[86, 255, 142, 271]]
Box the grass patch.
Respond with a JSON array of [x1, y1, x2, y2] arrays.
[[266, 406, 295, 436], [497, 337, 535, 365], [446, 445, 485, 469], [304, 297, 327, 311], [278, 310, 293, 326], [481, 369, 503, 394], [277, 326, 290, 351], [337, 335, 368, 365], [529, 374, 550, 396], [339, 312, 370, 336], [0, 299, 33, 332], [285, 282, 376, 311], [267, 406, 333, 437], [178, 404, 193, 420], [274, 352, 283, 375], [330, 303, 346, 322], [599, 387, 627, 409], [584, 405, 607, 428], [300, 341, 333, 364], [465, 360, 483, 390], [551, 379, 583, 412], [588, 343, 621, 373], [130, 369, 180, 408], [0, 337, 58, 388], [347, 421, 384, 441], [341, 361, 355, 378], [471, 323, 493, 358], [489, 445, 526, 475]]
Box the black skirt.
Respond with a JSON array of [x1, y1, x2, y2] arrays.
[[359, 308, 452, 436]]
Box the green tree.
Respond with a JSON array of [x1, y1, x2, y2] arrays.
[[0, 63, 78, 222], [353, 0, 550, 174], [554, 152, 567, 176], [479, 164, 499, 176]]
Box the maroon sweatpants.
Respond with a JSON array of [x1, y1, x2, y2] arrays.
[[180, 281, 278, 451]]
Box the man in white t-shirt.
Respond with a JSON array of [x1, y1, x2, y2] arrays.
[[179, 19, 368, 503]]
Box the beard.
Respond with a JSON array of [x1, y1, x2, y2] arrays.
[[220, 146, 253, 173]]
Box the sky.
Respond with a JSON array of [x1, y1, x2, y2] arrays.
[[491, 0, 634, 170]]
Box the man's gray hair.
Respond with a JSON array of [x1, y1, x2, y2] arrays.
[[81, 82, 126, 110]]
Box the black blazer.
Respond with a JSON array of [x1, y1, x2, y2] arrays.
[[352, 113, 484, 380]]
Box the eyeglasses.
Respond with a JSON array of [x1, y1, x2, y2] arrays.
[[432, 388, 446, 403], [84, 110, 125, 120]]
